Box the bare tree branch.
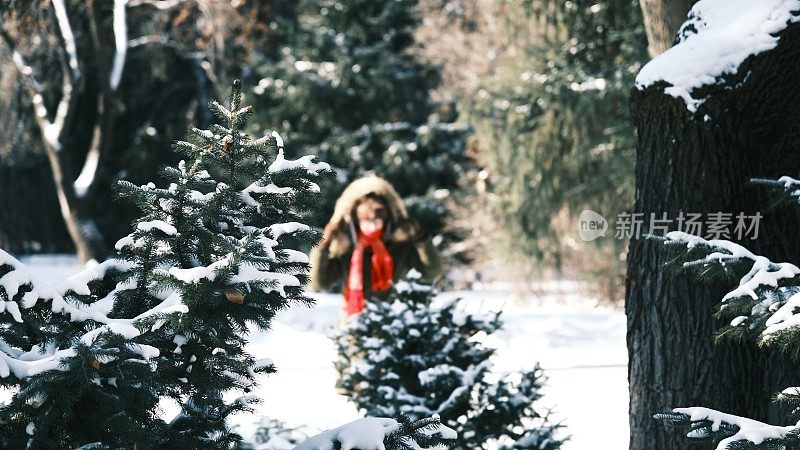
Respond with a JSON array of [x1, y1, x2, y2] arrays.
[[73, 121, 101, 198], [109, 0, 128, 90], [46, 72, 75, 151], [128, 34, 205, 59], [2, 0, 217, 262], [0, 26, 75, 151], [51, 0, 80, 80]]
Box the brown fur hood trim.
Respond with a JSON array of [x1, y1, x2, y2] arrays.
[[327, 175, 418, 257]]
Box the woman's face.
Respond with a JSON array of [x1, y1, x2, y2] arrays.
[[356, 198, 387, 235]]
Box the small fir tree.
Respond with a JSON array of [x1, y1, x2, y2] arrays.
[[334, 271, 564, 449], [0, 81, 330, 448], [652, 176, 800, 449]]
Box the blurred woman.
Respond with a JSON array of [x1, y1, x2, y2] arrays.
[[310, 175, 441, 315]]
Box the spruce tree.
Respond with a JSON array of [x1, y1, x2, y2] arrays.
[[466, 1, 647, 292], [247, 0, 469, 249], [334, 271, 564, 450], [0, 81, 330, 448], [651, 176, 800, 449]]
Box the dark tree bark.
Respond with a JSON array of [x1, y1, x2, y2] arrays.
[[638, 0, 693, 56], [627, 20, 800, 450]]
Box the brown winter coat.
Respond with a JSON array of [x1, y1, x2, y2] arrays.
[[309, 176, 442, 292]]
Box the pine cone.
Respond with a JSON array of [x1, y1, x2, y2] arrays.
[[225, 290, 245, 304]]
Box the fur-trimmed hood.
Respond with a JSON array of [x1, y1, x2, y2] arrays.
[[326, 175, 417, 257]]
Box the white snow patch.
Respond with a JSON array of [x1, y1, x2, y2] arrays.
[[635, 0, 800, 112], [272, 131, 284, 149], [168, 255, 232, 284], [231, 264, 300, 296], [763, 291, 800, 336], [270, 222, 310, 240], [294, 417, 400, 450], [137, 220, 177, 236], [74, 148, 100, 198], [268, 149, 330, 175]]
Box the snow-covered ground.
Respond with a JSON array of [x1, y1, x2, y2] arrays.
[[238, 290, 629, 449], [4, 255, 629, 449]]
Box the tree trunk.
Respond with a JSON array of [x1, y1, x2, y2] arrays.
[[626, 20, 800, 450], [42, 139, 108, 264], [638, 0, 692, 57]]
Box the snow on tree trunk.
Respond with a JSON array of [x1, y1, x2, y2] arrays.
[[626, 1, 800, 449]]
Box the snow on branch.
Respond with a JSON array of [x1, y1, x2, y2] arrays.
[[294, 418, 401, 450], [762, 292, 800, 336], [750, 176, 800, 205], [0, 249, 132, 311], [0, 250, 192, 380], [655, 407, 800, 449], [661, 231, 800, 302], [656, 231, 800, 346], [268, 148, 331, 176], [0, 347, 78, 379], [73, 143, 100, 198]]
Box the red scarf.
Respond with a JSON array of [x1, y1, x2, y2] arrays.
[[345, 229, 394, 315]]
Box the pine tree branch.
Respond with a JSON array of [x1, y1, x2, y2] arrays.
[[655, 409, 800, 449], [750, 176, 800, 206]]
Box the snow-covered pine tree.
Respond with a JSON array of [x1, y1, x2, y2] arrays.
[[248, 0, 470, 256], [652, 176, 800, 449], [0, 80, 330, 448], [334, 271, 564, 450]]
